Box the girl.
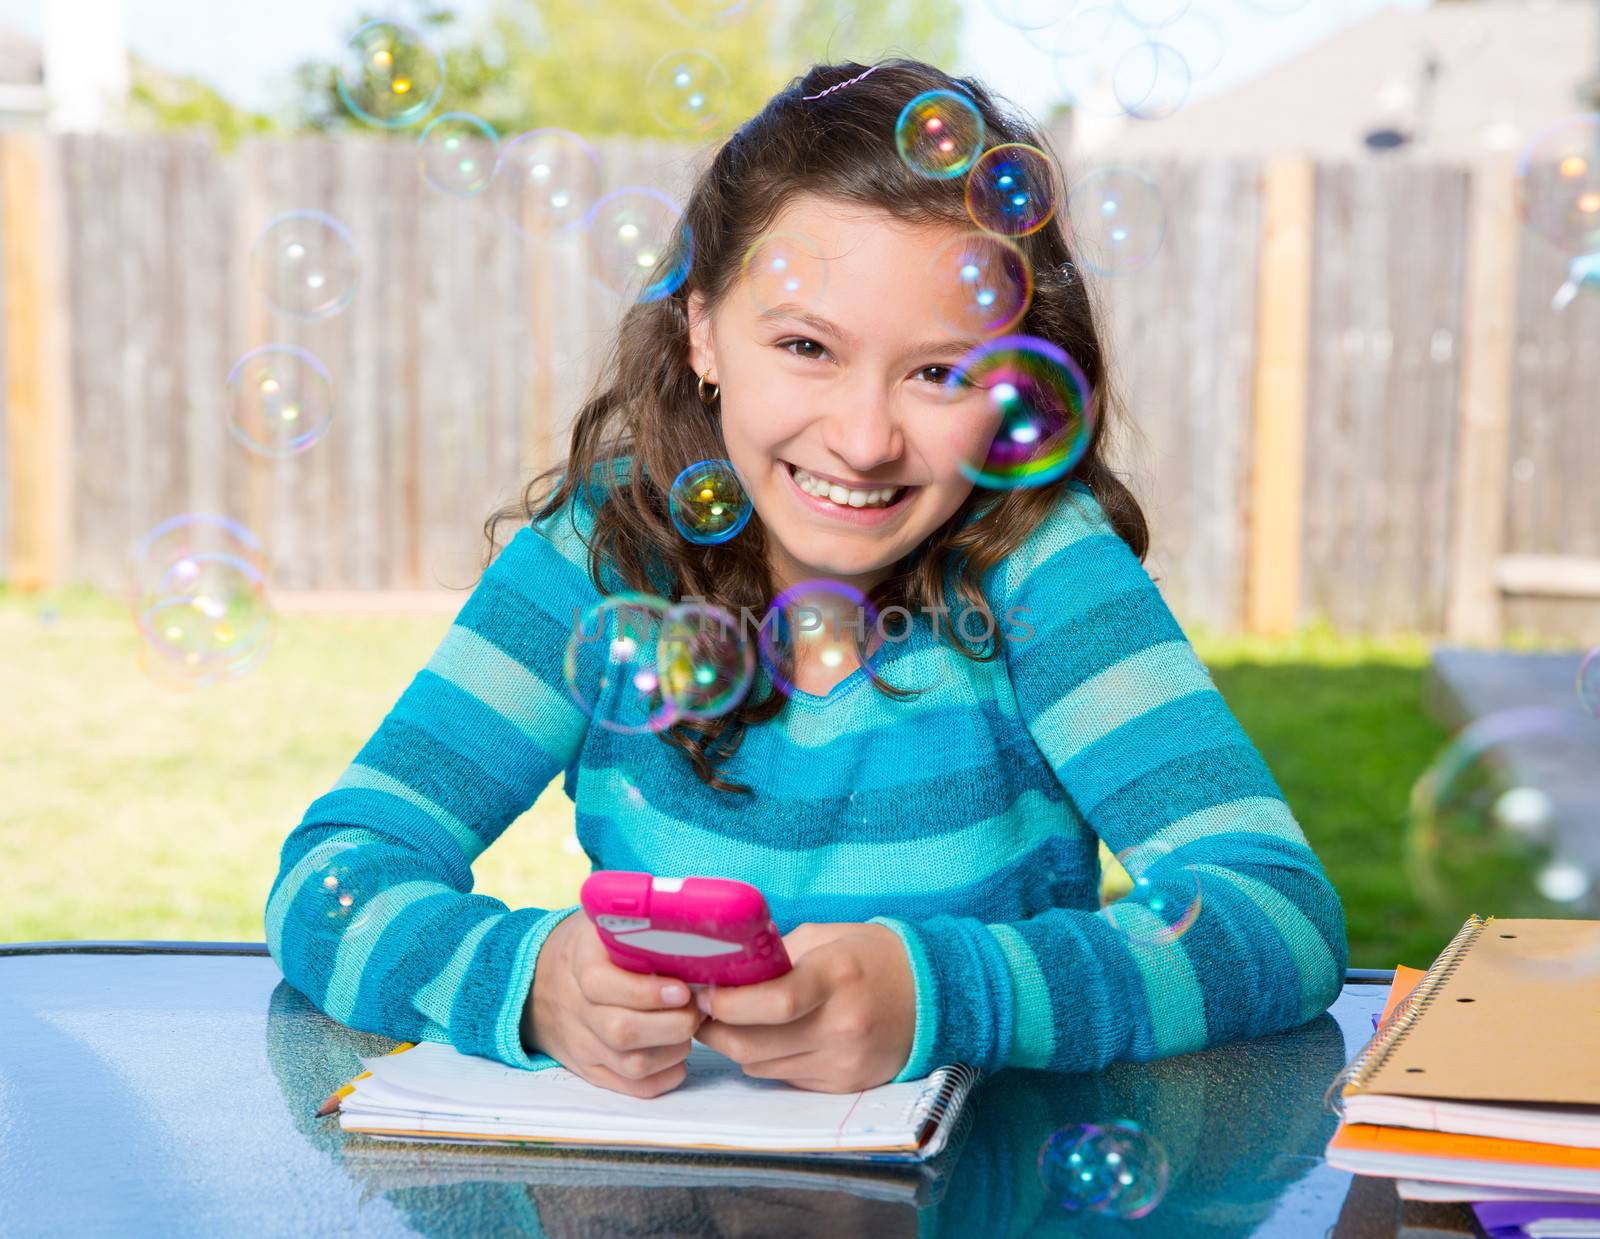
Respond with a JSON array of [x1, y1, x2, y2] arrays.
[[266, 58, 1347, 1100]]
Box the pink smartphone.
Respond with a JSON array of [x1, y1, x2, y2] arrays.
[[579, 870, 792, 990]]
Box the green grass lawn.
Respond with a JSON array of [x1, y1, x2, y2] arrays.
[[3, 586, 1477, 969]]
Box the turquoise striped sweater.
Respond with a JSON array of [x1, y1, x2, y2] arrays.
[[265, 477, 1347, 1083]]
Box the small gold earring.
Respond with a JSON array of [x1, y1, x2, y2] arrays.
[[697, 365, 720, 406]]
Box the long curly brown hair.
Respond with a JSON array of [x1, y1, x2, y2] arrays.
[[483, 57, 1149, 795]]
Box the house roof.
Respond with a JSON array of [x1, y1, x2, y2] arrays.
[[1072, 0, 1597, 165]]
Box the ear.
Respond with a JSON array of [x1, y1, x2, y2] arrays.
[[686, 289, 715, 383]]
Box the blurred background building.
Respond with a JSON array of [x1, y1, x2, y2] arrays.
[[1077, 0, 1598, 164]]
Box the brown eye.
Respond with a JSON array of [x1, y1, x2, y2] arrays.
[[780, 338, 827, 360], [921, 364, 972, 388]]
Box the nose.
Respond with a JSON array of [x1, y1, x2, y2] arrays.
[[817, 386, 905, 476]]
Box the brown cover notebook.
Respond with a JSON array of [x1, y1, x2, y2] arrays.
[[1344, 915, 1600, 1108]]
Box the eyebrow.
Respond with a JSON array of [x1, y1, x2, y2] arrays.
[[756, 303, 980, 361]]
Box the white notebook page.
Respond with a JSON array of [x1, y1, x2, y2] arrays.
[[341, 1040, 947, 1147]]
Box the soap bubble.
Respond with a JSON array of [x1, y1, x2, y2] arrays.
[[1038, 1120, 1170, 1218], [944, 334, 1095, 490], [1120, 0, 1189, 26], [758, 580, 880, 699], [1579, 645, 1600, 717], [335, 19, 443, 129], [494, 129, 603, 237], [1112, 41, 1191, 120], [669, 460, 753, 545], [225, 345, 335, 458], [1407, 707, 1600, 974], [926, 231, 1033, 338], [646, 50, 729, 135], [1100, 839, 1203, 947], [1163, 7, 1226, 78], [741, 231, 829, 314], [583, 188, 693, 303], [658, 602, 755, 721], [1551, 251, 1600, 312], [417, 112, 498, 196], [984, 0, 1066, 29], [1054, 11, 1188, 120], [966, 143, 1060, 238], [129, 513, 266, 604], [309, 844, 379, 936], [1052, 8, 1150, 117], [1053, 5, 1145, 58], [250, 211, 359, 321], [1067, 166, 1167, 276], [565, 593, 678, 734], [894, 89, 986, 180], [1493, 786, 1555, 837], [1517, 116, 1600, 256], [135, 565, 274, 686], [129, 514, 274, 688]]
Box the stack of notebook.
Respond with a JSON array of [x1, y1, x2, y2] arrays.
[[1326, 915, 1600, 1238]]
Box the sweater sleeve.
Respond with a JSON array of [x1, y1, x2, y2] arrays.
[[869, 484, 1348, 1080], [264, 497, 604, 1071]]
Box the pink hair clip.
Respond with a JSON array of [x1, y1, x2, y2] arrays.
[[803, 64, 884, 101]]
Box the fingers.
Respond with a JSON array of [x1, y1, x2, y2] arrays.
[[580, 1010, 699, 1095], [583, 1050, 692, 1099], [745, 1056, 857, 1093], [700, 952, 830, 1027], [695, 1016, 815, 1069], [595, 1035, 697, 1083], [577, 951, 696, 1013], [588, 998, 705, 1052]]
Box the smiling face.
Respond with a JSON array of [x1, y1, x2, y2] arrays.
[[687, 194, 1000, 596]]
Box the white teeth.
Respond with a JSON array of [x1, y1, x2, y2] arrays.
[[791, 466, 902, 509]]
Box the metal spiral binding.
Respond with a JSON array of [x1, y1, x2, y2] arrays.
[[1323, 913, 1489, 1116], [898, 1062, 983, 1135]]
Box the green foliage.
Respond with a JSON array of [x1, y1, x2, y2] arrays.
[[118, 0, 968, 149], [294, 0, 964, 138], [127, 60, 277, 151]]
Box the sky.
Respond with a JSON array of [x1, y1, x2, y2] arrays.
[[0, 0, 1435, 126]]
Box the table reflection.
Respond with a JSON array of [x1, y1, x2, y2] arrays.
[[264, 978, 1353, 1238]]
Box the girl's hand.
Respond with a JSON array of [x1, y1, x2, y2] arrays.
[[522, 910, 708, 1099], [693, 922, 916, 1093]]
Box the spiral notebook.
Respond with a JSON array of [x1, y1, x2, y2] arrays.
[[1326, 915, 1600, 1196], [329, 1039, 980, 1164]]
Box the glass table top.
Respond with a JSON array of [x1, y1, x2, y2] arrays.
[[0, 946, 1418, 1237]]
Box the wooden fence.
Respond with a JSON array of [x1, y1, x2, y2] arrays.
[[1, 131, 1596, 641]]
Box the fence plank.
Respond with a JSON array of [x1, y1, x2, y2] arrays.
[[1, 133, 71, 591], [173, 135, 235, 543], [1245, 158, 1312, 637], [1446, 155, 1520, 645]]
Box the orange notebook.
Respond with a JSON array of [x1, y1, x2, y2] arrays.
[[1326, 915, 1600, 1195]]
